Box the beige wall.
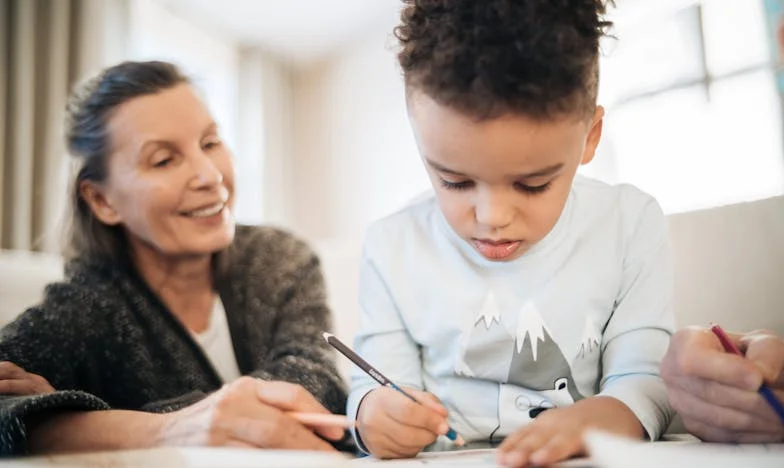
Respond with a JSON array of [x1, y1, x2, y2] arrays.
[[289, 23, 429, 243]]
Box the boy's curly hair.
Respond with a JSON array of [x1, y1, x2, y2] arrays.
[[395, 0, 613, 120]]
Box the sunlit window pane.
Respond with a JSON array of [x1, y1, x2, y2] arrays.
[[599, 69, 784, 213], [702, 0, 769, 75], [600, 6, 704, 106]]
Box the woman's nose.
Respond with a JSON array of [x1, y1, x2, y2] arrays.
[[190, 154, 223, 188]]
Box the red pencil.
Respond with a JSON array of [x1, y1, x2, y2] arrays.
[[710, 323, 784, 425]]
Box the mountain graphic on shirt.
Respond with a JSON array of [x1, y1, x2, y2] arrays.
[[475, 292, 501, 329], [456, 292, 510, 381], [507, 301, 584, 403], [578, 317, 601, 358]]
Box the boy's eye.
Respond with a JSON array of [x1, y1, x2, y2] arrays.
[[439, 178, 474, 191], [514, 181, 551, 194]]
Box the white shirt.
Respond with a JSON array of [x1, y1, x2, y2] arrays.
[[192, 297, 242, 383], [347, 175, 675, 447]]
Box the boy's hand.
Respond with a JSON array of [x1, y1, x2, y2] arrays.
[[357, 386, 450, 458], [497, 396, 644, 467]]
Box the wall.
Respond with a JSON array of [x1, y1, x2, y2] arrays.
[[290, 19, 428, 243]]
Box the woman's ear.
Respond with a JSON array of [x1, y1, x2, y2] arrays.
[[79, 180, 122, 225], [581, 106, 605, 166]]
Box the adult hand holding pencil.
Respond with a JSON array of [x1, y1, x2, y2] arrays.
[[323, 332, 465, 458], [709, 324, 784, 426], [662, 325, 784, 443]]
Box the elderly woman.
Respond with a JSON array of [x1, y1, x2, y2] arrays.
[[0, 61, 347, 455]]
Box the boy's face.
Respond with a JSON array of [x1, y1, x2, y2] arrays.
[[408, 92, 604, 262]]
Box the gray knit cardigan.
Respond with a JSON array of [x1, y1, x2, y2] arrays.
[[0, 225, 348, 455]]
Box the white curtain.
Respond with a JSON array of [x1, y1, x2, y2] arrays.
[[0, 0, 127, 253], [236, 48, 295, 228]]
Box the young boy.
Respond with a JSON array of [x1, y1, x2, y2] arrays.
[[347, 0, 674, 466]]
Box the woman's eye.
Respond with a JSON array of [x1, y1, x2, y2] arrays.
[[203, 138, 222, 151], [151, 151, 173, 168]]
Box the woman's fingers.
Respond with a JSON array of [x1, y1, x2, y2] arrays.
[[0, 361, 26, 379], [0, 379, 40, 395], [254, 379, 344, 441]]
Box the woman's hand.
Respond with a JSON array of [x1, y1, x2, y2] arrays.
[[0, 361, 55, 395], [155, 376, 344, 450], [661, 328, 784, 443]]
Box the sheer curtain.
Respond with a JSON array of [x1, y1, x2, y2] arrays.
[[0, 0, 127, 253], [236, 48, 295, 227]]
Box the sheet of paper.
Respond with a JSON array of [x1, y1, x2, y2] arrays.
[[586, 431, 784, 468], [4, 447, 350, 468], [351, 448, 594, 467]]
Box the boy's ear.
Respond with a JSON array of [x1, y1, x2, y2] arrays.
[[580, 106, 605, 166], [80, 180, 122, 226]]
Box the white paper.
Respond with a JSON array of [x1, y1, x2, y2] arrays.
[[4, 447, 351, 468], [351, 448, 594, 467], [586, 431, 784, 468]]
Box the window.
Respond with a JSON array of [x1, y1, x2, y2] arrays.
[[587, 0, 784, 213]]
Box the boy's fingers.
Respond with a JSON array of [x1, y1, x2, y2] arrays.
[[224, 440, 256, 449], [405, 388, 448, 417], [360, 405, 419, 450], [387, 397, 448, 435], [497, 425, 533, 453], [388, 424, 439, 451], [530, 431, 583, 466], [498, 451, 526, 467], [498, 431, 539, 467], [361, 416, 421, 458], [369, 430, 416, 459]]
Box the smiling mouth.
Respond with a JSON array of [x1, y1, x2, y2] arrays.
[[180, 202, 226, 218]]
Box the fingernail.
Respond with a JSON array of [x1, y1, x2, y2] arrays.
[[530, 449, 548, 465], [438, 422, 449, 435], [746, 371, 763, 390], [755, 363, 774, 381], [501, 452, 524, 466]]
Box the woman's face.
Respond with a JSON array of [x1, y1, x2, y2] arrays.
[[84, 84, 236, 258]]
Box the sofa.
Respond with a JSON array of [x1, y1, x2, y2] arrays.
[[1, 196, 782, 379]]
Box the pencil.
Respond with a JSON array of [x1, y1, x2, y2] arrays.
[[290, 412, 355, 429], [710, 324, 784, 425], [323, 332, 465, 446]]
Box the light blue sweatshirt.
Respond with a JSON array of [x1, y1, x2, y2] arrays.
[[347, 176, 675, 449]]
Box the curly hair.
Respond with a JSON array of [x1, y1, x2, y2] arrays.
[[395, 0, 613, 120]]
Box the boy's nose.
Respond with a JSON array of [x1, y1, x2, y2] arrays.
[[474, 191, 514, 233]]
